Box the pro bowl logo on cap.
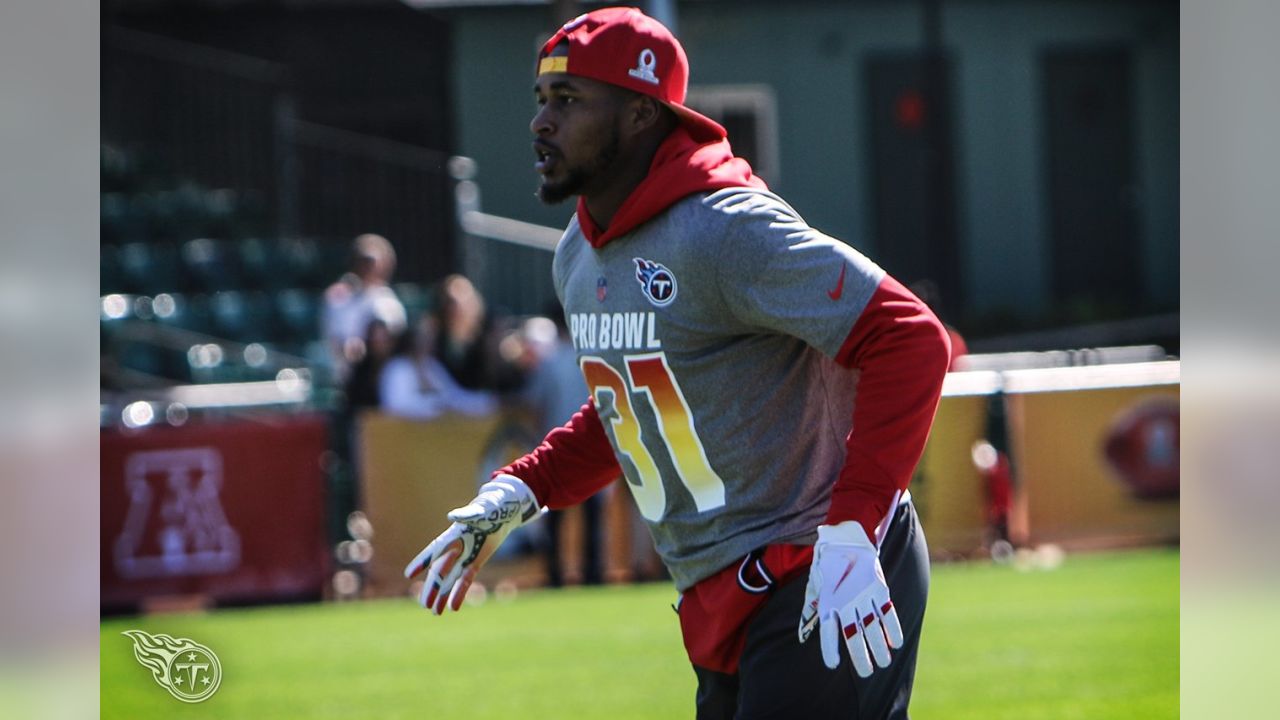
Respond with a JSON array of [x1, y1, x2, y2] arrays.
[[628, 49, 660, 85], [634, 258, 677, 307]]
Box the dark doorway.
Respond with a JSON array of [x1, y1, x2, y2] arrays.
[[1042, 49, 1140, 314], [865, 52, 962, 320]]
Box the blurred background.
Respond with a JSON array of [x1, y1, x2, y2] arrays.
[[99, 0, 1179, 611]]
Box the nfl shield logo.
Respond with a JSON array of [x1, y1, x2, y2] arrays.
[[597, 276, 608, 302]]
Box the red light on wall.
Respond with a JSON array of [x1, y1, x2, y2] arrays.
[[895, 89, 926, 130]]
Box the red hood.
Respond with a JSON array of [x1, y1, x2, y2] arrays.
[[576, 126, 767, 248]]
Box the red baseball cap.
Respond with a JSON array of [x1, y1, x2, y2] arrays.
[[536, 7, 727, 142]]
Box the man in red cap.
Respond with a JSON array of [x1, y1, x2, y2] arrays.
[[406, 7, 950, 718]]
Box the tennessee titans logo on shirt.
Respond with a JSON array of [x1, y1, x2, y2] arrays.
[[634, 258, 677, 307]]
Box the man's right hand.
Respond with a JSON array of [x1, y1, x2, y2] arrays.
[[403, 474, 542, 615]]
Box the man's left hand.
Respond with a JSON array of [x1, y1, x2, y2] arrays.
[[797, 521, 903, 677]]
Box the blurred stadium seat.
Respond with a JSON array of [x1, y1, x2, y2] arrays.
[[100, 245, 122, 293], [100, 144, 137, 193], [119, 342, 165, 377], [209, 290, 273, 342], [153, 292, 213, 336], [202, 188, 240, 236], [237, 237, 273, 289], [116, 243, 149, 291], [183, 238, 239, 291], [118, 241, 181, 295], [275, 288, 320, 343], [276, 238, 323, 287], [320, 239, 352, 283], [99, 139, 336, 390], [100, 192, 137, 245]]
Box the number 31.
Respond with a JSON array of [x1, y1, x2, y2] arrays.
[[581, 353, 727, 521]]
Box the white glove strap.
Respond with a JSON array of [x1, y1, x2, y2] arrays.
[[488, 473, 541, 522], [816, 520, 877, 550], [447, 473, 544, 529], [820, 487, 904, 551]]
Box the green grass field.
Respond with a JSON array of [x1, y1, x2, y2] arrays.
[[101, 548, 1177, 719]]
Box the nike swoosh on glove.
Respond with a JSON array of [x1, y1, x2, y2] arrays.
[[797, 521, 904, 677], [403, 474, 543, 615]]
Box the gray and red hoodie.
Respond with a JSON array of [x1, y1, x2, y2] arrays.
[[499, 126, 949, 673]]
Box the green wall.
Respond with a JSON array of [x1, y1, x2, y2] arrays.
[[447, 0, 1177, 324]]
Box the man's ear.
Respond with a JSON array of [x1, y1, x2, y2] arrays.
[[624, 94, 664, 135]]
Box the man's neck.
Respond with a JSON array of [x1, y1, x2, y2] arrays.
[[582, 130, 671, 231]]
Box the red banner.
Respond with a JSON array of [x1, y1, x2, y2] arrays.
[[101, 416, 329, 611]]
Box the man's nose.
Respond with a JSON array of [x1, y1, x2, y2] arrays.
[[530, 104, 553, 136]]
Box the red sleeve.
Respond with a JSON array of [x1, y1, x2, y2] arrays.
[[829, 275, 951, 536], [494, 399, 622, 509]]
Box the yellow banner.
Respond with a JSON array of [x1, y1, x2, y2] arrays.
[[1007, 386, 1179, 548]]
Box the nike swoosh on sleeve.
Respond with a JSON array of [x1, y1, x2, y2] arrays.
[[828, 264, 847, 300]]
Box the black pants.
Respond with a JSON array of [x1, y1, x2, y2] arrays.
[[693, 501, 929, 720]]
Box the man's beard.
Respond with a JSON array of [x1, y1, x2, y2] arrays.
[[537, 129, 620, 205]]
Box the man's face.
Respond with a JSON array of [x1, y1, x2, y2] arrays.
[[530, 72, 626, 204]]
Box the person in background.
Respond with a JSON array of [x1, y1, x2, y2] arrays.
[[431, 274, 493, 390], [971, 439, 1013, 547], [519, 312, 606, 587], [336, 318, 402, 520], [344, 319, 399, 413], [323, 233, 408, 383], [380, 313, 498, 421], [431, 273, 528, 394]]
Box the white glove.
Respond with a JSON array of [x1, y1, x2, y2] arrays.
[[403, 474, 543, 615], [798, 521, 904, 677]]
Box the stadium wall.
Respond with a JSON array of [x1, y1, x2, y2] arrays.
[[444, 0, 1177, 327]]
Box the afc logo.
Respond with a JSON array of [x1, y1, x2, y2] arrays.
[[634, 258, 677, 307], [114, 448, 241, 579]]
